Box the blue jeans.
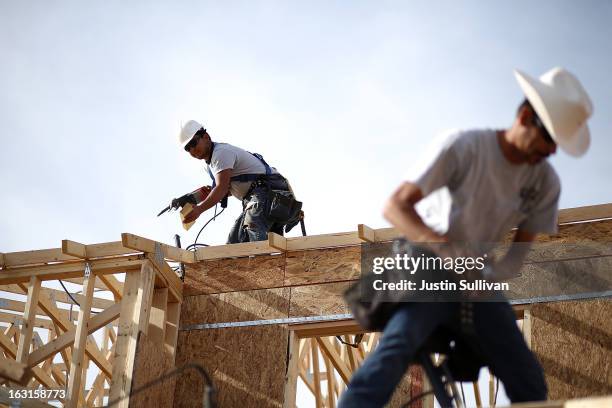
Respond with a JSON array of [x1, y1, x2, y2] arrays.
[[226, 176, 291, 244], [338, 302, 547, 407]]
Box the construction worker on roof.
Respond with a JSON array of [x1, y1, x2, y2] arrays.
[[340, 67, 594, 407], [178, 120, 302, 243]]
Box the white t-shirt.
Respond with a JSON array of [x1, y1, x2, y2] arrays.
[[206, 142, 279, 199], [407, 129, 560, 244]]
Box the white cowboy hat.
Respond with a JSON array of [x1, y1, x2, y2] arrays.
[[514, 67, 593, 157], [178, 120, 205, 147]]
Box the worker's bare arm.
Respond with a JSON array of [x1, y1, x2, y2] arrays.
[[184, 169, 232, 222], [383, 181, 447, 244]]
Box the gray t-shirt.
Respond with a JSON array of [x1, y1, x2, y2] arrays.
[[407, 129, 560, 243], [207, 142, 278, 199]]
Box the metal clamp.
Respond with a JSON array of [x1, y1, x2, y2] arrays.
[[84, 262, 92, 278], [154, 242, 164, 265]]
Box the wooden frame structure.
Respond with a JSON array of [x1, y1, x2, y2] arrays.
[[1, 203, 611, 407], [0, 233, 186, 407]]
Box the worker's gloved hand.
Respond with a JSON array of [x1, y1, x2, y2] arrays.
[[183, 205, 203, 224]]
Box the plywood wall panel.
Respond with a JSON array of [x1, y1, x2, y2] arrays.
[[173, 325, 288, 408], [531, 299, 612, 399], [289, 282, 354, 318], [184, 254, 285, 296], [130, 332, 176, 408], [180, 288, 290, 326], [284, 246, 361, 286]]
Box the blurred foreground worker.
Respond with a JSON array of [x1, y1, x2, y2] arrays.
[[340, 67, 593, 407], [179, 121, 302, 243]]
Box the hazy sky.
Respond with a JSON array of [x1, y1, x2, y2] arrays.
[[1, 1, 611, 252]]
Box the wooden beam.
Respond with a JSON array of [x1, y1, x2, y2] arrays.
[[0, 284, 115, 309], [27, 303, 121, 368], [0, 355, 29, 384], [121, 233, 195, 264], [0, 298, 83, 322], [0, 331, 59, 389], [315, 337, 352, 385], [358, 224, 376, 242], [558, 203, 612, 224], [269, 233, 287, 252], [323, 352, 336, 408], [98, 274, 123, 301], [16, 276, 41, 365], [61, 240, 87, 259], [66, 274, 96, 407], [310, 338, 323, 408], [0, 312, 54, 330], [148, 288, 168, 345], [164, 302, 180, 357], [196, 240, 275, 260], [0, 252, 4, 269], [109, 260, 156, 408], [15, 283, 113, 378], [145, 254, 182, 302], [0, 256, 142, 285]]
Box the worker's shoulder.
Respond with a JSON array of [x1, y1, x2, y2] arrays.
[[212, 142, 248, 157], [433, 128, 492, 155], [535, 159, 561, 190]]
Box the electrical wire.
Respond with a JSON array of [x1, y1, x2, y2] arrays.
[[185, 206, 226, 251], [59, 280, 80, 307]]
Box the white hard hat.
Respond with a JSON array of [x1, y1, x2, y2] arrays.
[[178, 120, 205, 147], [514, 67, 593, 157]]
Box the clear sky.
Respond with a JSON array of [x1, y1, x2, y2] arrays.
[[1, 1, 611, 252]]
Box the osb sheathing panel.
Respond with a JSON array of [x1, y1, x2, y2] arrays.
[[284, 246, 361, 286], [289, 282, 353, 317], [180, 288, 290, 326], [531, 299, 612, 399], [130, 332, 176, 408], [508, 256, 612, 300], [184, 254, 285, 296], [173, 325, 288, 408]]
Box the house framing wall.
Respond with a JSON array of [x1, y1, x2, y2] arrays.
[[174, 204, 612, 408], [1, 203, 611, 407]]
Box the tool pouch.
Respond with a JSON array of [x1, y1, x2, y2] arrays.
[[268, 190, 302, 223]]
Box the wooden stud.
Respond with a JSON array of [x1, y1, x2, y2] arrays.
[[121, 232, 196, 264], [323, 352, 336, 408], [311, 338, 323, 408], [0, 355, 28, 384], [61, 240, 87, 259], [164, 302, 180, 357], [15, 282, 113, 378], [98, 274, 124, 301], [109, 261, 155, 408], [283, 331, 300, 408], [523, 309, 532, 349], [16, 276, 41, 365], [66, 273, 96, 407], [358, 224, 376, 242], [0, 252, 4, 269], [148, 288, 168, 344], [269, 232, 288, 252], [145, 253, 182, 302], [0, 256, 142, 285], [27, 303, 120, 368], [316, 337, 352, 385], [1, 284, 115, 309], [0, 330, 59, 389], [473, 381, 482, 408]]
